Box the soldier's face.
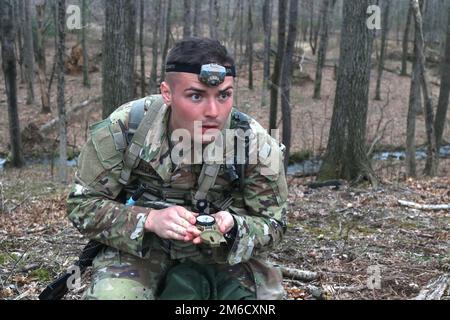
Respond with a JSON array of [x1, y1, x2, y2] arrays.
[[161, 73, 234, 144]]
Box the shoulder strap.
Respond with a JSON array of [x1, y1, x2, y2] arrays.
[[194, 164, 221, 202], [118, 96, 165, 185]]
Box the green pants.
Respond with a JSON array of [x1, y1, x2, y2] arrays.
[[83, 246, 256, 300]]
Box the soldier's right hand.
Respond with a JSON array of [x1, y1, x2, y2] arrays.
[[144, 206, 201, 242]]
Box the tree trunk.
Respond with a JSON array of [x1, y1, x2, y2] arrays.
[[56, 0, 67, 183], [374, 0, 391, 101], [247, 0, 253, 90], [102, 0, 137, 118], [35, 1, 51, 113], [208, 0, 219, 40], [82, 0, 90, 88], [280, 0, 299, 169], [401, 6, 412, 76], [183, 0, 192, 39], [239, 0, 244, 58], [434, 6, 450, 160], [261, 0, 272, 107], [410, 0, 438, 177], [22, 0, 35, 105], [269, 0, 287, 131], [13, 0, 25, 84], [1, 0, 25, 168], [148, 0, 161, 94], [318, 0, 377, 185], [193, 0, 201, 36], [139, 0, 145, 96], [406, 37, 421, 178], [309, 0, 320, 55], [159, 0, 172, 82], [313, 0, 333, 100]]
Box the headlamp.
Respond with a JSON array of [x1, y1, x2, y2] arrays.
[[165, 62, 236, 87]]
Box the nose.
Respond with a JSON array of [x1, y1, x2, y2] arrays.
[[204, 97, 219, 118]]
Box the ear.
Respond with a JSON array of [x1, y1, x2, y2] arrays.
[[160, 81, 172, 106]]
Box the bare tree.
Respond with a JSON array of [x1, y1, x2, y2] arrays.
[[102, 0, 137, 118], [159, 0, 172, 82], [193, 0, 201, 36], [406, 34, 421, 178], [280, 0, 299, 169], [57, 0, 67, 183], [261, 0, 273, 107], [35, 0, 51, 113], [149, 0, 162, 94], [247, 0, 254, 90], [183, 0, 192, 38], [269, 0, 287, 131], [401, 6, 412, 76], [410, 0, 438, 176], [139, 0, 145, 96], [82, 0, 90, 88], [318, 0, 377, 185], [1, 0, 25, 167], [434, 5, 450, 169], [22, 0, 35, 105], [374, 0, 391, 101], [313, 0, 334, 100], [308, 0, 320, 55]]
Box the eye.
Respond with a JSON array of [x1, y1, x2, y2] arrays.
[[218, 91, 232, 102], [189, 93, 202, 102]]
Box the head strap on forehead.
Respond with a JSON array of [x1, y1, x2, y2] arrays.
[[165, 63, 236, 87]]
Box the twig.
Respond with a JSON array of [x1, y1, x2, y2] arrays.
[[280, 266, 320, 282], [0, 182, 5, 214], [398, 200, 450, 211], [414, 274, 450, 300]]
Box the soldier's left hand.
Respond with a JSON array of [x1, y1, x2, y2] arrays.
[[212, 211, 235, 234]]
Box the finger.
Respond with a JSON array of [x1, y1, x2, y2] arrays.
[[186, 225, 201, 236], [192, 236, 202, 245], [176, 207, 197, 224], [166, 230, 185, 241]]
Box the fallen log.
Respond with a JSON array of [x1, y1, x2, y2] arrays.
[[39, 96, 102, 134], [398, 200, 450, 211], [414, 274, 450, 300], [280, 266, 320, 282]]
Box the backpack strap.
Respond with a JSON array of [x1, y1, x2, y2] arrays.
[[194, 164, 221, 202], [118, 96, 165, 185]]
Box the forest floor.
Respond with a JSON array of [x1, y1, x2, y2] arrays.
[[0, 163, 449, 300], [0, 36, 449, 300]]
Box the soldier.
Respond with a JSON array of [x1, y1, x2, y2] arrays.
[[67, 37, 288, 300]]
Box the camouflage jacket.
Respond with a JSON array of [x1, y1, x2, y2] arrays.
[[67, 95, 289, 297]]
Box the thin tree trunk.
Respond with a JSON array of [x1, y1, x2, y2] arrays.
[[434, 5, 450, 159], [269, 0, 287, 131], [406, 37, 421, 177], [57, 0, 67, 183], [183, 0, 192, 39], [159, 0, 172, 82], [280, 0, 299, 169], [193, 0, 201, 36], [261, 0, 272, 107], [1, 0, 25, 167], [82, 0, 90, 88], [318, 0, 377, 185], [401, 5, 412, 76], [36, 1, 51, 113], [102, 0, 137, 118], [375, 0, 391, 100], [239, 0, 244, 58], [410, 0, 438, 176], [309, 0, 320, 55], [149, 0, 161, 94], [139, 0, 145, 96], [247, 0, 253, 90], [13, 0, 25, 84], [23, 0, 35, 105], [313, 0, 333, 100]]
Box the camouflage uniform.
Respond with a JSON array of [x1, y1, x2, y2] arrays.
[[67, 95, 289, 300]]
